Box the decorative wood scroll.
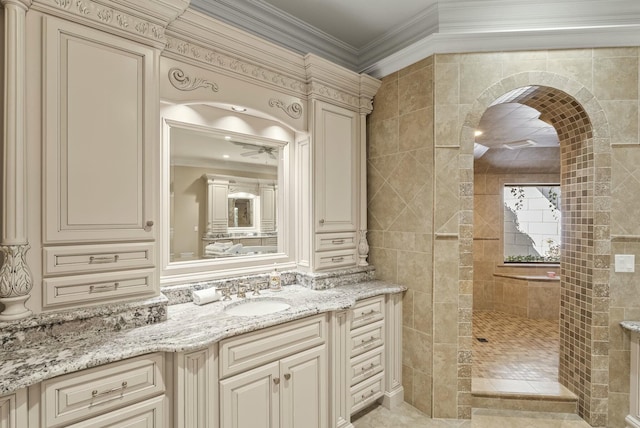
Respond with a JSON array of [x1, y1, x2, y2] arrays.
[[168, 67, 219, 93]]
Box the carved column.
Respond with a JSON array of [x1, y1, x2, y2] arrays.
[[357, 75, 381, 267], [0, 0, 33, 320]]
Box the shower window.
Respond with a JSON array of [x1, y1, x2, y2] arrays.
[[503, 184, 560, 263]]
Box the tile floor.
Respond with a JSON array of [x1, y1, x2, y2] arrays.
[[470, 310, 575, 400], [472, 310, 559, 382], [351, 403, 591, 428]]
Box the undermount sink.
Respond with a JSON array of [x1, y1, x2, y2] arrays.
[[224, 298, 291, 316]]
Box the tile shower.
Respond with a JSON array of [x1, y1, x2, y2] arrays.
[[367, 48, 640, 427]]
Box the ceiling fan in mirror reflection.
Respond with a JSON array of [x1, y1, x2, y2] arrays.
[[231, 141, 277, 159]]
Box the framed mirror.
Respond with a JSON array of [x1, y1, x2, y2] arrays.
[[160, 103, 295, 284]]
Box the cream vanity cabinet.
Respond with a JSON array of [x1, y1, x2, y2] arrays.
[[0, 389, 28, 428], [310, 101, 360, 271], [628, 331, 640, 428], [40, 15, 158, 308], [37, 353, 166, 427], [218, 314, 328, 428]]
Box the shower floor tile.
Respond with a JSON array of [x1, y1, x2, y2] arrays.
[[472, 310, 559, 381]]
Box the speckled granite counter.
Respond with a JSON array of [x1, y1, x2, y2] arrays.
[[0, 280, 404, 395], [621, 321, 640, 334]]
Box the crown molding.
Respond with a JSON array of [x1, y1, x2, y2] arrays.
[[189, 0, 359, 70], [438, 0, 640, 33], [363, 25, 640, 78], [190, 0, 441, 73], [190, 0, 640, 77], [357, 2, 440, 72]]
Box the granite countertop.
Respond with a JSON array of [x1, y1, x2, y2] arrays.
[[621, 321, 640, 334], [0, 281, 404, 395]]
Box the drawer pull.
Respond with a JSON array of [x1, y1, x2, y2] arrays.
[[361, 336, 377, 348], [284, 373, 291, 380], [331, 256, 344, 262], [90, 282, 119, 293], [361, 363, 376, 372], [92, 381, 127, 398], [361, 389, 376, 400], [360, 309, 377, 320], [273, 377, 280, 385], [89, 255, 119, 264], [331, 239, 345, 244]]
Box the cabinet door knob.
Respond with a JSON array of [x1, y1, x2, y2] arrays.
[[144, 220, 154, 231], [284, 373, 291, 380], [273, 377, 280, 385], [319, 219, 325, 224]]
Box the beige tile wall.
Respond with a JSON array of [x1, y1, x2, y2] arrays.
[[367, 57, 435, 415], [473, 172, 559, 312], [367, 47, 639, 427]]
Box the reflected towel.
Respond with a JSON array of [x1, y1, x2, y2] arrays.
[[192, 288, 222, 305]]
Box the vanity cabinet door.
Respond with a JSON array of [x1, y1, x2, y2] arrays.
[[0, 389, 27, 428], [313, 101, 358, 234], [280, 345, 327, 428], [220, 362, 280, 428], [43, 15, 157, 243]]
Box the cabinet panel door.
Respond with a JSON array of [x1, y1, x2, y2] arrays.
[[280, 345, 327, 428], [220, 362, 279, 428], [314, 101, 357, 233], [43, 16, 156, 243]]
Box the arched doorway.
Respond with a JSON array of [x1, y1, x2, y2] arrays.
[[462, 77, 611, 426]]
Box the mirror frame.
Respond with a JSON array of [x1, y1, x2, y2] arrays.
[[160, 104, 296, 286]]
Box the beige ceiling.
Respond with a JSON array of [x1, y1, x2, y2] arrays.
[[474, 90, 561, 175]]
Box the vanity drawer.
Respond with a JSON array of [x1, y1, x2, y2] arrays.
[[43, 242, 155, 276], [42, 353, 165, 428], [350, 320, 384, 358], [219, 314, 327, 378], [350, 371, 384, 415], [350, 347, 385, 386], [314, 249, 356, 270], [65, 396, 165, 428], [315, 232, 356, 252], [350, 296, 385, 330], [43, 269, 156, 308]]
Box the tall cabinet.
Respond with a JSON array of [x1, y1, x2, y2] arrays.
[[311, 101, 359, 271], [302, 61, 380, 273], [38, 13, 163, 309]]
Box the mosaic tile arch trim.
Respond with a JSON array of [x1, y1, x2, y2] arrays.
[[461, 72, 611, 427]]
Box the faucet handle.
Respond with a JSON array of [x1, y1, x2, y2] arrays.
[[220, 286, 232, 301], [251, 283, 261, 296]]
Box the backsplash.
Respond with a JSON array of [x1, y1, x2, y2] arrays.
[[160, 266, 376, 305], [0, 295, 168, 349]]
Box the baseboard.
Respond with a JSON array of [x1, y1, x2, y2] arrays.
[[626, 414, 640, 428], [381, 387, 404, 409]]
